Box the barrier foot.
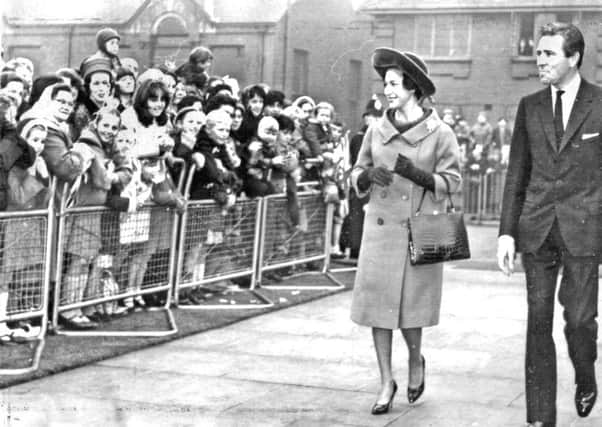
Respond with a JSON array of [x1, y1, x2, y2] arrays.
[[53, 307, 178, 338], [176, 287, 273, 310], [260, 271, 346, 291], [0, 337, 45, 376]]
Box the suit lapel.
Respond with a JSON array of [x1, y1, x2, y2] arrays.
[[536, 89, 558, 152], [559, 80, 594, 153]]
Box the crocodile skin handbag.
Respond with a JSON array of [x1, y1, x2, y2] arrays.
[[407, 175, 470, 265]]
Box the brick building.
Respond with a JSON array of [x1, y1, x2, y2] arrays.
[[2, 0, 376, 130], [360, 0, 602, 124]]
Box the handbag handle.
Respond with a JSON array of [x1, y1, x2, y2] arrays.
[[414, 173, 455, 215]]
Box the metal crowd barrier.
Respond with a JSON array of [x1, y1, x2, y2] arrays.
[[256, 189, 345, 290], [0, 179, 56, 375], [51, 158, 185, 337], [174, 165, 272, 310], [461, 168, 506, 221]]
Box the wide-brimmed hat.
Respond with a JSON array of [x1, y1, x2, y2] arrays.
[[372, 47, 435, 98]]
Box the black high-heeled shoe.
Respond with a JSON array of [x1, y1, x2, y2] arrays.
[[407, 355, 425, 404], [371, 380, 398, 415]]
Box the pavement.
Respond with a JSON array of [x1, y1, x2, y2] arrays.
[[1, 225, 602, 427]]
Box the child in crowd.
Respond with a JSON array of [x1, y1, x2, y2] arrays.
[[0, 119, 49, 341], [81, 27, 122, 75], [302, 101, 335, 181]]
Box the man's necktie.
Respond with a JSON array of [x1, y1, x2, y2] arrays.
[[554, 90, 564, 149]]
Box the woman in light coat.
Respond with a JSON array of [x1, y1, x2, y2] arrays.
[[350, 48, 461, 414]]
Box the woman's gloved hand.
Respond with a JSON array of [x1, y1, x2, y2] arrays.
[[357, 166, 393, 190], [393, 154, 435, 192]]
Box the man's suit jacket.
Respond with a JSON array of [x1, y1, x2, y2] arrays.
[[499, 78, 602, 256]]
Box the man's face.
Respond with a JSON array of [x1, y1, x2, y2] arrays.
[[89, 72, 112, 105], [536, 34, 577, 87], [50, 90, 74, 122]]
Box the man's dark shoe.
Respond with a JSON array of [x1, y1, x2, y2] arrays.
[[575, 383, 597, 417]]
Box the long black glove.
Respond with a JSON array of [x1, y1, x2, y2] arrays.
[[357, 166, 393, 191], [393, 154, 435, 192]]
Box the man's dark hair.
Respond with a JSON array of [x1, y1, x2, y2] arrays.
[[540, 22, 585, 68]]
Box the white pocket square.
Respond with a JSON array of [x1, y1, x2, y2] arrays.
[[581, 132, 599, 140]]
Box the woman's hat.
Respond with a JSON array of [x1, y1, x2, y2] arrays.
[[372, 47, 435, 98]]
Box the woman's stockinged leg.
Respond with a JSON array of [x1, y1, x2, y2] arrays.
[[372, 327, 396, 402], [402, 327, 424, 388]]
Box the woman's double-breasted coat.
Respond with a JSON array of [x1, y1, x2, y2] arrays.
[[350, 109, 461, 329]]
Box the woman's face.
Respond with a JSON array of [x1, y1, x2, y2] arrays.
[[383, 68, 414, 110], [146, 89, 167, 118], [173, 82, 187, 106], [163, 75, 177, 99], [208, 122, 230, 143], [117, 75, 135, 95], [89, 71, 112, 106], [299, 102, 313, 121], [247, 94, 264, 117], [105, 38, 120, 56], [96, 113, 121, 144], [26, 128, 47, 154], [4, 81, 24, 107], [231, 108, 244, 131], [50, 89, 74, 123], [179, 110, 205, 136]]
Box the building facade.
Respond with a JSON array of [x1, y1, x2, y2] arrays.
[[2, 0, 375, 131], [360, 0, 602, 124]]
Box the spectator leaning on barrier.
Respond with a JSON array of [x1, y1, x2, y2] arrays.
[[238, 84, 266, 144], [73, 57, 114, 141]]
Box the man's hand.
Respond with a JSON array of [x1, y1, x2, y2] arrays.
[[497, 235, 516, 276]]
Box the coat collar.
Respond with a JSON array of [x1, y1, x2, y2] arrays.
[[375, 108, 441, 145], [536, 78, 595, 153]]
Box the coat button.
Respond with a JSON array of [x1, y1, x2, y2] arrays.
[[377, 217, 384, 225], [381, 190, 388, 198], [401, 195, 408, 200]]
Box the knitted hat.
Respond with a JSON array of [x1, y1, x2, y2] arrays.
[[80, 57, 113, 81], [96, 27, 120, 50]]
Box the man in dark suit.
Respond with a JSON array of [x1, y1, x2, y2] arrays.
[[498, 23, 601, 427]]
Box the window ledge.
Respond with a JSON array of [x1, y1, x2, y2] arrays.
[[422, 57, 472, 79], [511, 56, 538, 79]]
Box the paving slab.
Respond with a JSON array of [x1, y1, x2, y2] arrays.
[[2, 264, 602, 426]]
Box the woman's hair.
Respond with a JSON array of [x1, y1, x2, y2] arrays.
[[387, 67, 423, 101], [241, 84, 266, 107], [177, 94, 203, 110], [265, 90, 285, 107], [234, 102, 245, 114], [83, 69, 114, 95], [50, 83, 74, 100], [204, 92, 236, 114], [29, 75, 64, 106], [133, 79, 171, 127], [276, 114, 295, 133]]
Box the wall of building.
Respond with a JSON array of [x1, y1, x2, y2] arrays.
[[371, 11, 602, 125]]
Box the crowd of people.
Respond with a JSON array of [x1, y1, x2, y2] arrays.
[[0, 27, 357, 337]]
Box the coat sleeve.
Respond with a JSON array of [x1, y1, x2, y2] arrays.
[[432, 126, 462, 202], [350, 126, 374, 199], [302, 122, 324, 157], [499, 98, 531, 238], [41, 130, 84, 183]]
